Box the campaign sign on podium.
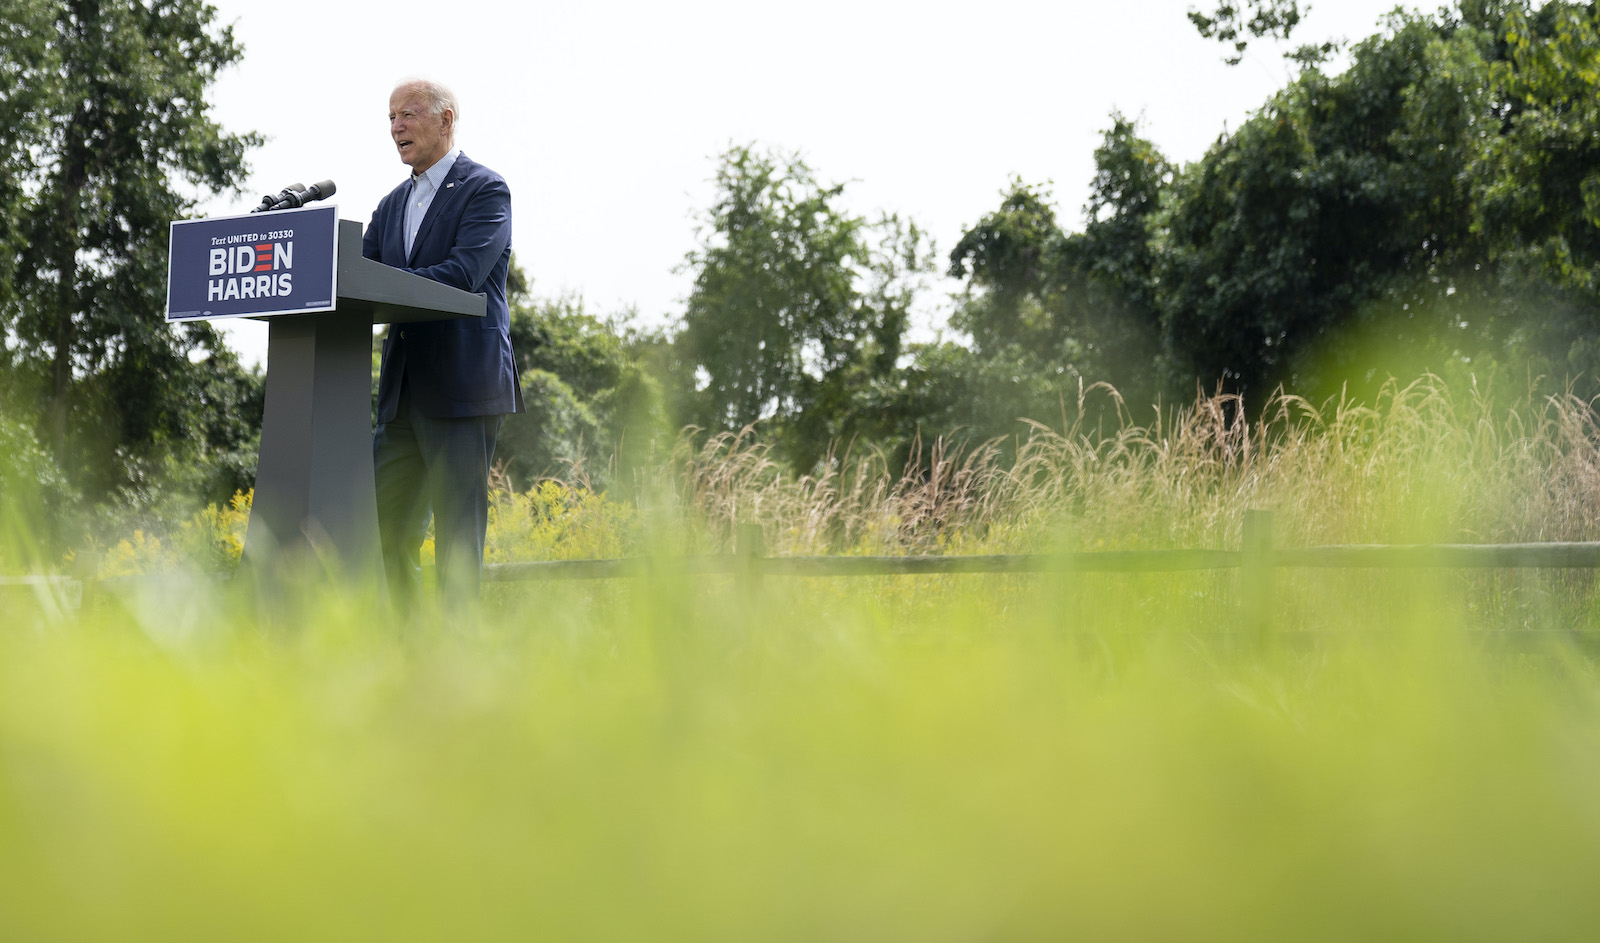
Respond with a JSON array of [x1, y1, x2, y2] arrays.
[[166, 205, 338, 321]]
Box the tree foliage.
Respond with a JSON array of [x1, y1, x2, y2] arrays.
[[948, 180, 1063, 357], [1473, 0, 1600, 377], [1152, 22, 1492, 396], [501, 295, 669, 491], [1149, 0, 1600, 399], [0, 0, 262, 517], [675, 145, 932, 471], [924, 1, 1600, 416], [1189, 0, 1309, 64], [679, 146, 863, 433], [938, 116, 1172, 431]]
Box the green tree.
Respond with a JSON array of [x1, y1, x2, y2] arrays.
[[940, 181, 1084, 444], [676, 144, 928, 471], [1148, 0, 1600, 400], [0, 0, 261, 512], [1154, 3, 1510, 398], [948, 3, 1600, 408], [501, 295, 668, 490], [942, 116, 1171, 424], [1189, 0, 1312, 65], [948, 179, 1064, 359], [1472, 1, 1600, 379], [1063, 114, 1172, 395], [0, 412, 76, 567]]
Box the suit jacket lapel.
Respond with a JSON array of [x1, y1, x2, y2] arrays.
[[407, 154, 468, 266], [388, 185, 408, 265]]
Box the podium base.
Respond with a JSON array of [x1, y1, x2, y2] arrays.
[[242, 309, 385, 593]]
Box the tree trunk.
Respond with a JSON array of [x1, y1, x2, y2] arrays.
[[46, 107, 89, 464], [45, 1, 96, 463]]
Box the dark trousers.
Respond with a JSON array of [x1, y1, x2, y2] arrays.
[[373, 380, 504, 605]]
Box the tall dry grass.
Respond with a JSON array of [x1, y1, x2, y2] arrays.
[[21, 375, 1600, 577], [657, 376, 1600, 558]]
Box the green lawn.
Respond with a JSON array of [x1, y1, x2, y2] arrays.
[[4, 566, 1600, 941]]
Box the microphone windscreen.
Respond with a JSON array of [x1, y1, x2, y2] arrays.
[[308, 180, 337, 200]]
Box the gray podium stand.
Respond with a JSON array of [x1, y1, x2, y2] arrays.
[[241, 219, 485, 583]]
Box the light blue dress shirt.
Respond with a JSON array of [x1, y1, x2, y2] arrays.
[[404, 147, 461, 259]]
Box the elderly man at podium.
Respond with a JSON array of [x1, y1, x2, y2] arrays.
[[365, 78, 523, 605]]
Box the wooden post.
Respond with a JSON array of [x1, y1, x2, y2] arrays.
[[70, 549, 99, 613], [736, 522, 765, 599], [1240, 509, 1274, 648]]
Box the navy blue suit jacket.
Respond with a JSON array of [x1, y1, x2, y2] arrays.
[[365, 152, 523, 422]]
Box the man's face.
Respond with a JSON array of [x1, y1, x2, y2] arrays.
[[389, 86, 453, 174]]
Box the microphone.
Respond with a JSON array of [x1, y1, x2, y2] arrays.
[[300, 180, 337, 205], [254, 179, 337, 213], [251, 182, 305, 213]]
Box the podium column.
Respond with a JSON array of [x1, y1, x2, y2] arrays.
[[244, 309, 382, 583]]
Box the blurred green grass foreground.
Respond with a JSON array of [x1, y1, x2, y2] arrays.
[[5, 379, 1600, 940]]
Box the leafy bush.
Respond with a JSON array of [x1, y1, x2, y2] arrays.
[[0, 412, 77, 568]]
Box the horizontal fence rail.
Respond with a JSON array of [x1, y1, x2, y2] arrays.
[[12, 513, 1600, 607], [484, 550, 1242, 582], [1275, 543, 1600, 569], [483, 543, 1600, 582], [480, 514, 1600, 582]]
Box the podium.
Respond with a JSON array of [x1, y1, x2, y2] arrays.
[[167, 206, 485, 584]]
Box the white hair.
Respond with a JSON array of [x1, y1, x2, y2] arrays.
[[393, 77, 459, 125]]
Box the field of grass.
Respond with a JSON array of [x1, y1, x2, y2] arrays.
[[5, 379, 1600, 940]]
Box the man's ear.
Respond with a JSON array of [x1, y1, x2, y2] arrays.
[[441, 108, 456, 136]]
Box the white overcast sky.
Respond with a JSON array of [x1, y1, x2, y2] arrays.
[[198, 0, 1424, 367]]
